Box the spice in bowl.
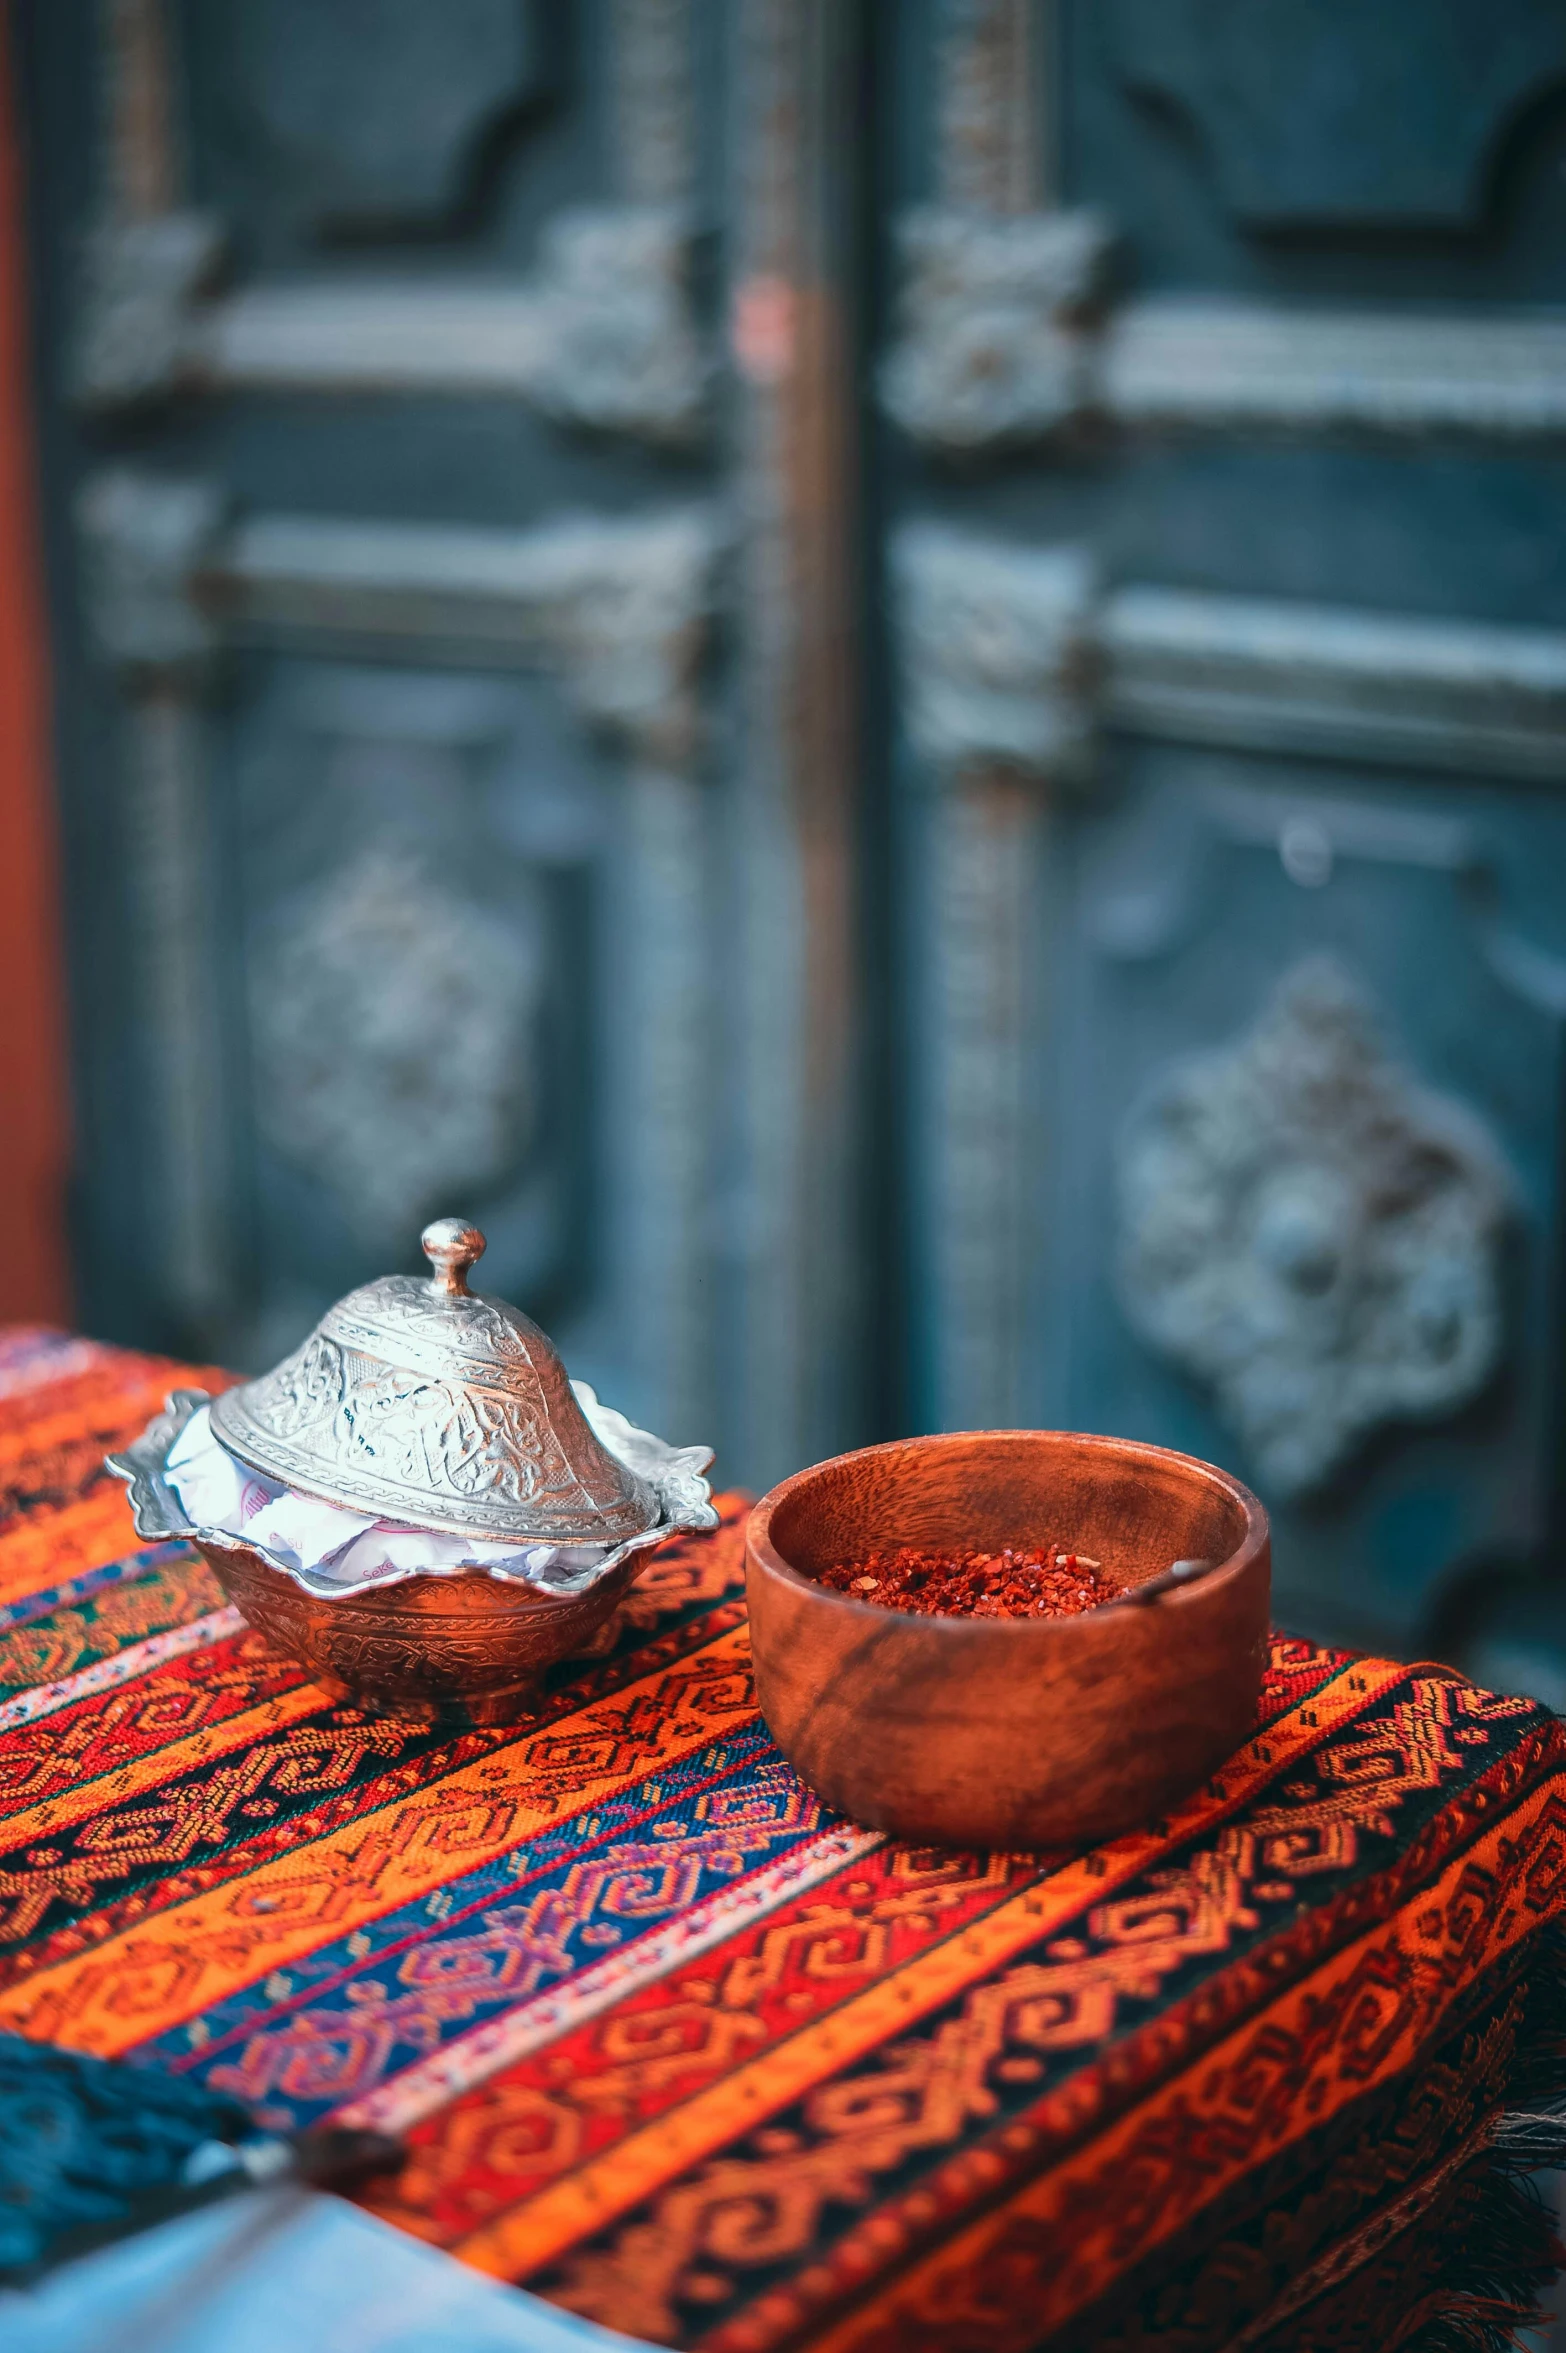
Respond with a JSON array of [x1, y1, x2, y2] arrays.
[[814, 1544, 1115, 1620]]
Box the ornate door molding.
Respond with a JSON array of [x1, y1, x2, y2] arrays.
[[75, 0, 710, 446], [891, 514, 1566, 1437], [883, 0, 1566, 456], [77, 471, 724, 1431]]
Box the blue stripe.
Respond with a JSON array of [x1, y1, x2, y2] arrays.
[[0, 1542, 195, 1635], [132, 1721, 821, 2128]]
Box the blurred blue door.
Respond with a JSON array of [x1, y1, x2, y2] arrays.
[[20, 0, 870, 1502], [881, 0, 1566, 1654], [18, 0, 1566, 1657]]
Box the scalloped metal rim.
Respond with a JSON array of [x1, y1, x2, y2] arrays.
[[106, 1390, 718, 1603]]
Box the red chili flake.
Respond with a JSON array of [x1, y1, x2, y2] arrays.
[[814, 1543, 1117, 1620]]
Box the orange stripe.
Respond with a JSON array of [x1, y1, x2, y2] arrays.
[[0, 1365, 273, 1606], [453, 1657, 1407, 2280], [0, 1621, 756, 2054], [0, 1553, 225, 1708], [802, 1783, 1565, 2353], [0, 1681, 325, 1844], [0, 1372, 175, 1464], [0, 1491, 150, 1610]]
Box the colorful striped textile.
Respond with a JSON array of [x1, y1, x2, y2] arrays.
[[2, 1329, 1564, 2351]]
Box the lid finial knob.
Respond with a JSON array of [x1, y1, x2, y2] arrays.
[[421, 1217, 486, 1298]]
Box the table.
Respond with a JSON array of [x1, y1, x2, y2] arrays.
[[2, 1328, 1564, 2351]]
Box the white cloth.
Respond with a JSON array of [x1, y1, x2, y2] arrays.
[[165, 1407, 608, 1599], [1, 2185, 654, 2353]]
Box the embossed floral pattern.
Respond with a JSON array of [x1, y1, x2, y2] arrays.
[[1117, 959, 1510, 1497]]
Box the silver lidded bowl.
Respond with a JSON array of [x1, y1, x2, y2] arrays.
[[108, 1218, 719, 1725]]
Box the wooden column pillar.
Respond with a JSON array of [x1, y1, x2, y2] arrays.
[[727, 0, 867, 1487]]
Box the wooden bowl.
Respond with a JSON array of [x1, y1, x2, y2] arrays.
[[190, 1535, 642, 1727], [745, 1429, 1270, 1849]]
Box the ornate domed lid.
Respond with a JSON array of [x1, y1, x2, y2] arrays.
[[209, 1218, 659, 1546]]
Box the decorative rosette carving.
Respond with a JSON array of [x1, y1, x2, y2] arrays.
[[1117, 960, 1510, 1498]]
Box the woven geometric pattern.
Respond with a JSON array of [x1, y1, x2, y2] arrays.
[[2, 1328, 1563, 2349]]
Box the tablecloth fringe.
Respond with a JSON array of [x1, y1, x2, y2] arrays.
[[1384, 1918, 1566, 2353]]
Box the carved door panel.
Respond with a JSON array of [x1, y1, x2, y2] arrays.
[[20, 0, 869, 1491], [23, 0, 1566, 1647], [887, 0, 1566, 1646]]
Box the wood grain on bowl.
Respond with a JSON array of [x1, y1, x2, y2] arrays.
[[745, 1429, 1270, 1849]]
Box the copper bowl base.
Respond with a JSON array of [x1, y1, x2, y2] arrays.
[[194, 1537, 641, 1727]]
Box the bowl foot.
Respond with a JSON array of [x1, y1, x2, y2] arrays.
[[295, 1668, 543, 1730]]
